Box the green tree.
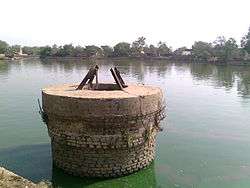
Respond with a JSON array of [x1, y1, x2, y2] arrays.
[[22, 46, 41, 55], [157, 41, 172, 56], [51, 44, 58, 56], [113, 42, 131, 57], [11, 45, 21, 54], [73, 45, 86, 57], [144, 44, 157, 57], [5, 45, 22, 57], [101, 45, 113, 57], [4, 47, 15, 58], [213, 36, 240, 61], [85, 45, 101, 57], [39, 46, 52, 58], [173, 47, 189, 56], [0, 40, 9, 54], [213, 36, 226, 47], [241, 26, 250, 53], [192, 41, 214, 60], [55, 44, 74, 57], [131, 36, 146, 56], [63, 44, 74, 56], [23, 46, 34, 55], [59, 44, 74, 56], [223, 38, 241, 60]]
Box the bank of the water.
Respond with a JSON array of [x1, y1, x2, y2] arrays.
[[0, 167, 50, 188], [2, 54, 250, 66], [39, 56, 250, 66]]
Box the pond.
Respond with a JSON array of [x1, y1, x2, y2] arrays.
[[0, 58, 250, 188]]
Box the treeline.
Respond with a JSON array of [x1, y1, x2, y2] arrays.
[[0, 42, 40, 58], [0, 37, 172, 59], [38, 37, 172, 59], [1, 26, 250, 63]]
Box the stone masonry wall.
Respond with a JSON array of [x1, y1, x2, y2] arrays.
[[42, 84, 164, 177]]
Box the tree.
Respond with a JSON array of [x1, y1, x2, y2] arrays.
[[223, 38, 241, 60], [57, 44, 75, 57], [23, 46, 34, 55], [213, 36, 226, 47], [39, 46, 52, 58], [101, 45, 113, 57], [131, 36, 146, 56], [157, 41, 172, 56], [113, 42, 131, 57], [73, 45, 86, 57], [213, 37, 240, 61], [0, 40, 9, 54], [192, 41, 214, 60], [241, 26, 250, 53], [85, 45, 102, 57], [4, 47, 15, 58], [51, 44, 58, 56], [173, 47, 189, 56], [11, 45, 21, 54], [144, 44, 157, 57], [22, 46, 41, 55], [5, 45, 22, 57]]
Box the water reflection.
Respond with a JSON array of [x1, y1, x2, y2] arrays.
[[0, 61, 10, 81], [189, 63, 216, 80], [38, 59, 250, 99], [235, 68, 250, 98], [189, 63, 250, 98]]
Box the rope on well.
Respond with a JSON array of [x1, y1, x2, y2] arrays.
[[38, 98, 48, 125]]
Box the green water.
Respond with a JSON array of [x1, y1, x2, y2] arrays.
[[0, 59, 250, 188]]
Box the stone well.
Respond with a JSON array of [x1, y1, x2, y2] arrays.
[[42, 83, 164, 177]]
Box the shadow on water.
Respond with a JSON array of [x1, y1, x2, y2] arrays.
[[0, 143, 52, 182]]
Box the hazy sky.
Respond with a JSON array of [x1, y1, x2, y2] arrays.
[[1, 0, 250, 49]]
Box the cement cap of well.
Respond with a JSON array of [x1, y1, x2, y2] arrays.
[[42, 83, 162, 99]]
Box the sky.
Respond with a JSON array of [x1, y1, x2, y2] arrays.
[[1, 0, 250, 49]]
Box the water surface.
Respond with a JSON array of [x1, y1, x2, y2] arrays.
[[0, 59, 250, 188]]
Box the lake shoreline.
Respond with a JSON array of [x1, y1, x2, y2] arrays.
[[39, 56, 250, 65], [1, 55, 250, 66]]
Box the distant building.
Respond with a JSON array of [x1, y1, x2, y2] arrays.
[[244, 52, 250, 60], [18, 46, 23, 55], [15, 46, 28, 57], [208, 56, 218, 62], [181, 49, 192, 56]]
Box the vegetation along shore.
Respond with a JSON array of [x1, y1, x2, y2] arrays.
[[1, 27, 250, 64]]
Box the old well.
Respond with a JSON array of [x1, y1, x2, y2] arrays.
[[41, 67, 165, 178]]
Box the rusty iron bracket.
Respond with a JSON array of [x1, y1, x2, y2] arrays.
[[110, 67, 127, 90], [76, 65, 99, 90], [77, 65, 126, 91], [114, 67, 127, 88]]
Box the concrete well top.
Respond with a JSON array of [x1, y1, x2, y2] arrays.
[[42, 83, 163, 117], [42, 83, 162, 99]]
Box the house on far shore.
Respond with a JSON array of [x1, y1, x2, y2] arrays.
[[16, 46, 28, 57], [181, 49, 192, 56], [0, 54, 6, 60]]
